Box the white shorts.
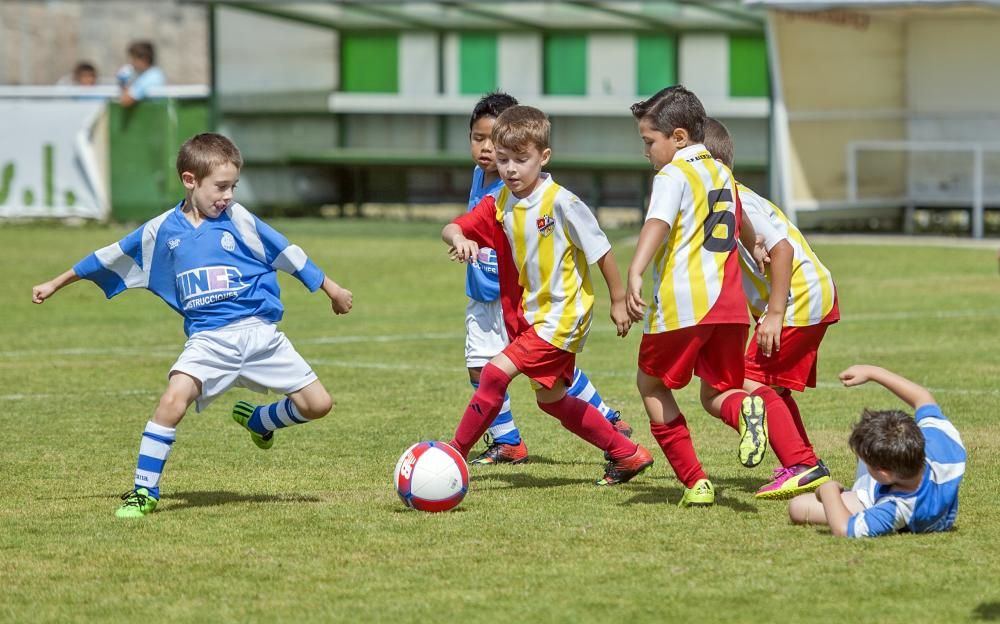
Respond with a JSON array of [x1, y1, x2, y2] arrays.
[[171, 317, 317, 412], [464, 298, 507, 368]]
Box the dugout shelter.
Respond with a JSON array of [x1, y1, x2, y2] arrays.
[[748, 0, 1000, 237], [191, 0, 772, 216]]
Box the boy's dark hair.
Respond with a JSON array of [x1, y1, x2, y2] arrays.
[[73, 62, 97, 78], [470, 91, 519, 129], [631, 85, 706, 142], [492, 105, 550, 153], [176, 133, 243, 181], [127, 41, 155, 65], [849, 409, 926, 479], [703, 117, 734, 169]]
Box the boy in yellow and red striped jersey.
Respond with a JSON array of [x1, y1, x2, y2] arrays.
[[443, 105, 654, 486], [704, 118, 839, 499], [626, 86, 769, 508]]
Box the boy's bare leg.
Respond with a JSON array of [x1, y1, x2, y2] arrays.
[[789, 490, 865, 526], [119, 372, 199, 517]]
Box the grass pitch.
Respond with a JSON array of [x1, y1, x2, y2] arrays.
[[2, 220, 999, 623]]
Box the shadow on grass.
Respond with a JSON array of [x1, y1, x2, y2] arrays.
[[618, 477, 760, 513], [159, 490, 321, 512], [472, 472, 593, 489], [973, 603, 1000, 621]]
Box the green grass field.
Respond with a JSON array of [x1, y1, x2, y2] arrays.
[[2, 220, 999, 623]]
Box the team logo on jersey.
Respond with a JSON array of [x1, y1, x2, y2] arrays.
[[167, 239, 181, 250], [176, 265, 248, 310], [221, 232, 236, 252], [536, 214, 555, 237]]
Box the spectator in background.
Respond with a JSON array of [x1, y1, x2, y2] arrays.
[[117, 40, 166, 107], [56, 61, 98, 86]]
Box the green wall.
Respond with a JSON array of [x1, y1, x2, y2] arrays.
[[109, 99, 209, 221]]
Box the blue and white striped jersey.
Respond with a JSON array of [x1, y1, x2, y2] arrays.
[[848, 404, 966, 538], [464, 166, 503, 303], [73, 201, 325, 336]]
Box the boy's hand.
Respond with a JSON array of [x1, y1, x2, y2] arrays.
[[752, 234, 770, 274], [610, 300, 632, 337], [756, 311, 783, 357], [329, 285, 353, 315], [839, 365, 874, 387], [32, 281, 58, 304], [448, 240, 480, 264], [626, 275, 646, 322]]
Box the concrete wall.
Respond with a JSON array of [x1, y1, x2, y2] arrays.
[[0, 0, 208, 86]]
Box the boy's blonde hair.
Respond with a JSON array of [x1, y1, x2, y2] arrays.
[[703, 117, 735, 170], [491, 105, 550, 152], [176, 133, 243, 181]]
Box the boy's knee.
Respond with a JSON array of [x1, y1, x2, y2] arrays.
[[154, 391, 189, 424], [788, 495, 811, 525], [300, 392, 334, 420]]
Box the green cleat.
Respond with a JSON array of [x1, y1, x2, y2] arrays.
[[232, 401, 274, 450], [116, 487, 158, 518], [678, 478, 715, 508], [738, 395, 768, 468]]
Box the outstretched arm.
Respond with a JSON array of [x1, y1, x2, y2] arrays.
[[596, 249, 631, 337], [442, 223, 479, 264], [32, 269, 80, 304], [839, 364, 936, 410], [320, 275, 353, 315], [815, 481, 851, 537], [626, 218, 670, 322]]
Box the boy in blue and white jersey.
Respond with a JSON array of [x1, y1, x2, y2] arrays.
[[789, 365, 965, 537], [461, 92, 632, 465], [31, 133, 353, 518]]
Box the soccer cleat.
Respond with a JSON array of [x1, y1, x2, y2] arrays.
[[470, 436, 528, 465], [678, 479, 715, 508], [738, 395, 768, 468], [754, 460, 831, 500], [231, 401, 274, 450], [608, 412, 633, 438], [603, 412, 635, 461], [595, 444, 654, 486], [116, 487, 158, 519]]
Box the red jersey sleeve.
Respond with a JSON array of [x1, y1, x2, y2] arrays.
[[452, 195, 498, 248]]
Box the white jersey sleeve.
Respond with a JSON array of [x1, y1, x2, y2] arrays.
[[561, 192, 611, 265], [645, 169, 685, 226]]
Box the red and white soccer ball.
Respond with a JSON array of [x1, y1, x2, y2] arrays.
[[394, 441, 469, 512]]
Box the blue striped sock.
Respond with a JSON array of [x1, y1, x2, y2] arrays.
[[472, 381, 521, 445], [567, 367, 617, 420], [133, 421, 176, 499], [247, 398, 309, 434]]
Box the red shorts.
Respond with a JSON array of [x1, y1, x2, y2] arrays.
[[503, 327, 576, 390], [638, 323, 748, 392], [744, 323, 831, 391]]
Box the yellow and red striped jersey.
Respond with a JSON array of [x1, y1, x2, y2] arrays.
[[737, 182, 839, 326], [494, 174, 611, 353], [644, 144, 748, 334]]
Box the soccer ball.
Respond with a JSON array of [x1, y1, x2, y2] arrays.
[[394, 441, 469, 512]]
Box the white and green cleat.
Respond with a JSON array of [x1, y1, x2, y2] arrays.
[[116, 487, 158, 519], [738, 395, 768, 468], [232, 401, 274, 450]]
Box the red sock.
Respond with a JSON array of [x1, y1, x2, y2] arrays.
[[537, 395, 637, 460], [719, 392, 747, 431], [650, 415, 707, 488], [450, 363, 511, 458], [752, 386, 816, 467], [781, 388, 814, 449]]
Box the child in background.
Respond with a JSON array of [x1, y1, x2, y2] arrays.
[[462, 92, 632, 465], [444, 105, 653, 486], [31, 133, 353, 518], [117, 40, 166, 107], [789, 365, 965, 538], [625, 86, 767, 508], [703, 117, 837, 499]]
